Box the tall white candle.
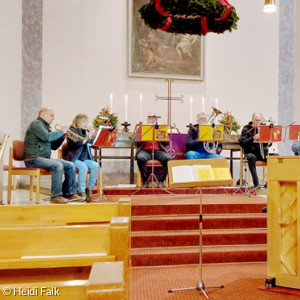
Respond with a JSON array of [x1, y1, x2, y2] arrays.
[[215, 98, 219, 109], [139, 95, 143, 122], [202, 97, 205, 113], [190, 97, 193, 123], [125, 94, 128, 122], [110, 94, 113, 113]]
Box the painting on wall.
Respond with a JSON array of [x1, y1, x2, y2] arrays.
[[128, 0, 205, 81]]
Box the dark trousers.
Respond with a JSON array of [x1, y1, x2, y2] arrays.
[[136, 150, 171, 184], [246, 152, 266, 187]]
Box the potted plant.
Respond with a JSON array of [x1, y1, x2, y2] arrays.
[[219, 111, 241, 142], [93, 107, 118, 129]]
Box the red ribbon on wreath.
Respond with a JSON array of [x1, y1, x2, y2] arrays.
[[216, 0, 234, 21]]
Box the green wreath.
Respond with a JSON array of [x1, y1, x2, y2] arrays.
[[139, 0, 239, 35]]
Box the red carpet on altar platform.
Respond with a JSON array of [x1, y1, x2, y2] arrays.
[[130, 194, 267, 267]]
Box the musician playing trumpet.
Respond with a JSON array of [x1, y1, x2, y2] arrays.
[[62, 114, 98, 202], [24, 108, 80, 204], [185, 112, 222, 159], [240, 113, 270, 188]]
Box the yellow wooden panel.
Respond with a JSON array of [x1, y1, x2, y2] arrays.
[[268, 156, 300, 181], [267, 156, 300, 289], [0, 203, 119, 226], [0, 225, 110, 259], [0, 256, 116, 270]]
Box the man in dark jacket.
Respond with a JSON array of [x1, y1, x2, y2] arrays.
[[240, 113, 270, 188], [24, 108, 80, 204], [135, 114, 171, 187], [186, 113, 222, 159]]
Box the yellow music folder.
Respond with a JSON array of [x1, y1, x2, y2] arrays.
[[213, 168, 232, 180]]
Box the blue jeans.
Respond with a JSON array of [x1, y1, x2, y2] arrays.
[[186, 151, 222, 159], [25, 157, 77, 197], [74, 159, 99, 192]]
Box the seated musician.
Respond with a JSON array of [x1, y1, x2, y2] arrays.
[[240, 113, 271, 188], [292, 141, 300, 155], [62, 114, 98, 202], [185, 113, 222, 159], [135, 114, 172, 188], [24, 108, 80, 204]]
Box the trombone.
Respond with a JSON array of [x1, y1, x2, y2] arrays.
[[55, 124, 89, 144]]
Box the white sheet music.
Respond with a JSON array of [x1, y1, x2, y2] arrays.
[[172, 165, 212, 183]]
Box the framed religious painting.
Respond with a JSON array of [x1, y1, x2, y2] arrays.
[[128, 0, 205, 81]]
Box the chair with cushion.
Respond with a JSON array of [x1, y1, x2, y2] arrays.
[[7, 140, 51, 205]]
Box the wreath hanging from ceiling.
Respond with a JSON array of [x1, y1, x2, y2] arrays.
[[139, 0, 239, 35]]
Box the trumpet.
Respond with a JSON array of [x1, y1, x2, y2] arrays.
[[55, 124, 89, 144]]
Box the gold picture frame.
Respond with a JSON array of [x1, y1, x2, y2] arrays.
[[128, 0, 205, 81]]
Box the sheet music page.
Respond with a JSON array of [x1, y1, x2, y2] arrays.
[[192, 165, 214, 181], [172, 165, 195, 183]]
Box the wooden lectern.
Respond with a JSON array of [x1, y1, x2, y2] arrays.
[[266, 156, 300, 290]]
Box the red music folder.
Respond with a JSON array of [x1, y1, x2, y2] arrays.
[[289, 125, 300, 140], [93, 126, 118, 147], [259, 125, 282, 142]]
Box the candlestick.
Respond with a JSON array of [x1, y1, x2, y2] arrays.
[[190, 97, 193, 124], [202, 97, 205, 113], [139, 95, 143, 122], [125, 94, 128, 122], [110, 94, 113, 113]]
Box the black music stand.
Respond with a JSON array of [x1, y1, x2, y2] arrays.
[[168, 158, 233, 299], [132, 123, 172, 195], [93, 125, 117, 200]]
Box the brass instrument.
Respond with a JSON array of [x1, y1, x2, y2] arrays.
[[203, 107, 222, 154], [55, 124, 89, 144]]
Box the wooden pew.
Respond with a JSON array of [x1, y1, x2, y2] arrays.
[[0, 197, 131, 226], [0, 261, 127, 299], [0, 216, 129, 271]]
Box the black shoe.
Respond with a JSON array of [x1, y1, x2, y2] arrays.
[[85, 188, 92, 202], [143, 182, 149, 188]]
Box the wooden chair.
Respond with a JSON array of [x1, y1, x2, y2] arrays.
[[241, 149, 267, 185], [136, 160, 168, 187], [7, 140, 51, 205]]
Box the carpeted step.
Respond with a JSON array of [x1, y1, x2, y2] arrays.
[[132, 202, 266, 216], [131, 229, 267, 248], [131, 214, 267, 231], [130, 244, 267, 267]]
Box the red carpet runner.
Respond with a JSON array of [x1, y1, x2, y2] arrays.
[[130, 194, 267, 267]]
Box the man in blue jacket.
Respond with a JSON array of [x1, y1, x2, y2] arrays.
[[24, 108, 81, 204]]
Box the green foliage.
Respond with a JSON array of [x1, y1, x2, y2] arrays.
[[139, 0, 239, 35], [219, 111, 241, 134], [93, 107, 118, 129]]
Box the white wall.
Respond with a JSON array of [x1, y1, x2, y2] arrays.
[[296, 2, 300, 121], [42, 0, 279, 133], [0, 0, 22, 158]]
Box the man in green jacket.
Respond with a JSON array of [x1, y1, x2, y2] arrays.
[[24, 108, 81, 204]]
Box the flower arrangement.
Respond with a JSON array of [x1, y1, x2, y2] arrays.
[[219, 111, 240, 134], [93, 107, 118, 129], [139, 0, 239, 36]]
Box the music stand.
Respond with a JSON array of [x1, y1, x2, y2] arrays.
[[132, 123, 172, 195], [167, 158, 233, 299], [199, 124, 224, 155], [93, 125, 118, 199]]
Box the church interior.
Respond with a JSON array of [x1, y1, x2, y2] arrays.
[[0, 0, 300, 299]]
